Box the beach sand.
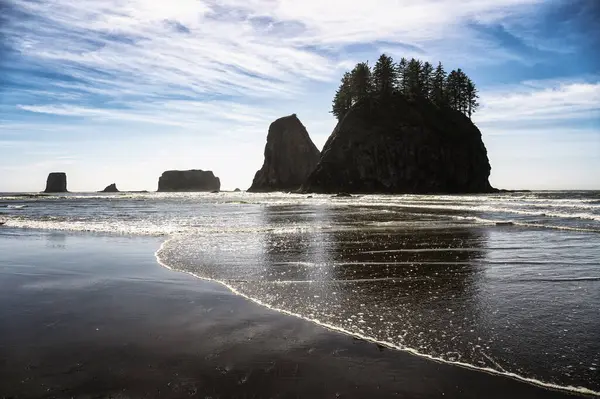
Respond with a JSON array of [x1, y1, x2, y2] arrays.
[[0, 229, 588, 398]]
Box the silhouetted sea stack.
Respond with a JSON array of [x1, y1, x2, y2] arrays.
[[248, 114, 320, 192], [302, 96, 495, 194], [157, 170, 220, 192], [44, 172, 68, 193], [100, 183, 119, 193]]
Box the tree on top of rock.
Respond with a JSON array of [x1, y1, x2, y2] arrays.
[[331, 53, 480, 120], [421, 61, 434, 100], [331, 72, 353, 120], [431, 62, 447, 106], [445, 68, 479, 118], [465, 78, 479, 119], [405, 58, 423, 97], [397, 57, 409, 95], [373, 54, 398, 97], [350, 62, 373, 101]]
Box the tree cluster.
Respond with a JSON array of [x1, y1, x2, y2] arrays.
[[332, 54, 480, 121]]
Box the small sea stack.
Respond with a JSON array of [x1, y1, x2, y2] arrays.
[[44, 172, 68, 193], [100, 183, 119, 193], [157, 170, 220, 192], [248, 114, 320, 192]]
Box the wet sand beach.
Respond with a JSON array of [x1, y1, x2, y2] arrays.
[[0, 228, 591, 398]]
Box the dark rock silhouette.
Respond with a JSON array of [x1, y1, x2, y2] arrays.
[[248, 114, 320, 192], [302, 96, 495, 194], [157, 170, 220, 192], [496, 221, 515, 226], [233, 188, 241, 192], [100, 183, 119, 193], [44, 172, 68, 193]]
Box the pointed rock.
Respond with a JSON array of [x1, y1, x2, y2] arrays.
[[248, 114, 320, 192], [100, 183, 119, 193]]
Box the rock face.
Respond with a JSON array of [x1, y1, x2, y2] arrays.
[[302, 96, 495, 194], [248, 114, 320, 192], [157, 170, 220, 192], [44, 172, 68, 193], [100, 183, 119, 193]]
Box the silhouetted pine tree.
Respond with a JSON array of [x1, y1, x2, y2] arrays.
[[445, 68, 478, 116], [456, 68, 469, 114], [431, 62, 447, 106], [405, 58, 423, 97], [397, 57, 408, 94], [445, 70, 460, 110], [332, 53, 479, 119], [421, 61, 434, 100], [465, 78, 479, 119], [373, 54, 398, 97], [350, 62, 373, 102], [331, 72, 353, 120]]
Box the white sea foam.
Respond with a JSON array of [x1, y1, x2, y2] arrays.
[[154, 237, 600, 397], [442, 214, 600, 233], [356, 201, 600, 222], [2, 218, 184, 236]]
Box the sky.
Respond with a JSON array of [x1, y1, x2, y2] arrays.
[[0, 0, 599, 192]]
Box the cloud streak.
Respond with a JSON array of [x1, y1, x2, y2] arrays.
[[477, 79, 600, 126], [2, 0, 548, 116]]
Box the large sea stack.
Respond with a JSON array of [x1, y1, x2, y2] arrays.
[[157, 170, 220, 192], [302, 96, 495, 194], [44, 172, 68, 193], [248, 114, 320, 192], [100, 183, 119, 193]]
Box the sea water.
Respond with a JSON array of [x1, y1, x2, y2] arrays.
[[1, 191, 599, 394]]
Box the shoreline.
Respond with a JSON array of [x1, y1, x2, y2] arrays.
[[0, 227, 595, 398], [155, 236, 599, 397]]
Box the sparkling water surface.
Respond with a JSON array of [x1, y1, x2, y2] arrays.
[[1, 191, 599, 394]]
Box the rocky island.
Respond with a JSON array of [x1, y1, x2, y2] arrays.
[[302, 54, 495, 194], [43, 172, 68, 193], [100, 183, 119, 193], [248, 114, 320, 192], [157, 170, 220, 192]]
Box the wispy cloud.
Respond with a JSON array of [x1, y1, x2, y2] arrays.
[[476, 78, 600, 126], [2, 0, 546, 119], [15, 99, 284, 133]]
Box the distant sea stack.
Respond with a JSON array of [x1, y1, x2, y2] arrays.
[[157, 170, 220, 192], [248, 114, 320, 192], [100, 183, 119, 193], [302, 96, 495, 194], [44, 172, 68, 193]]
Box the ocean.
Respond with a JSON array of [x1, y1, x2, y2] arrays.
[[1, 191, 599, 395]]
